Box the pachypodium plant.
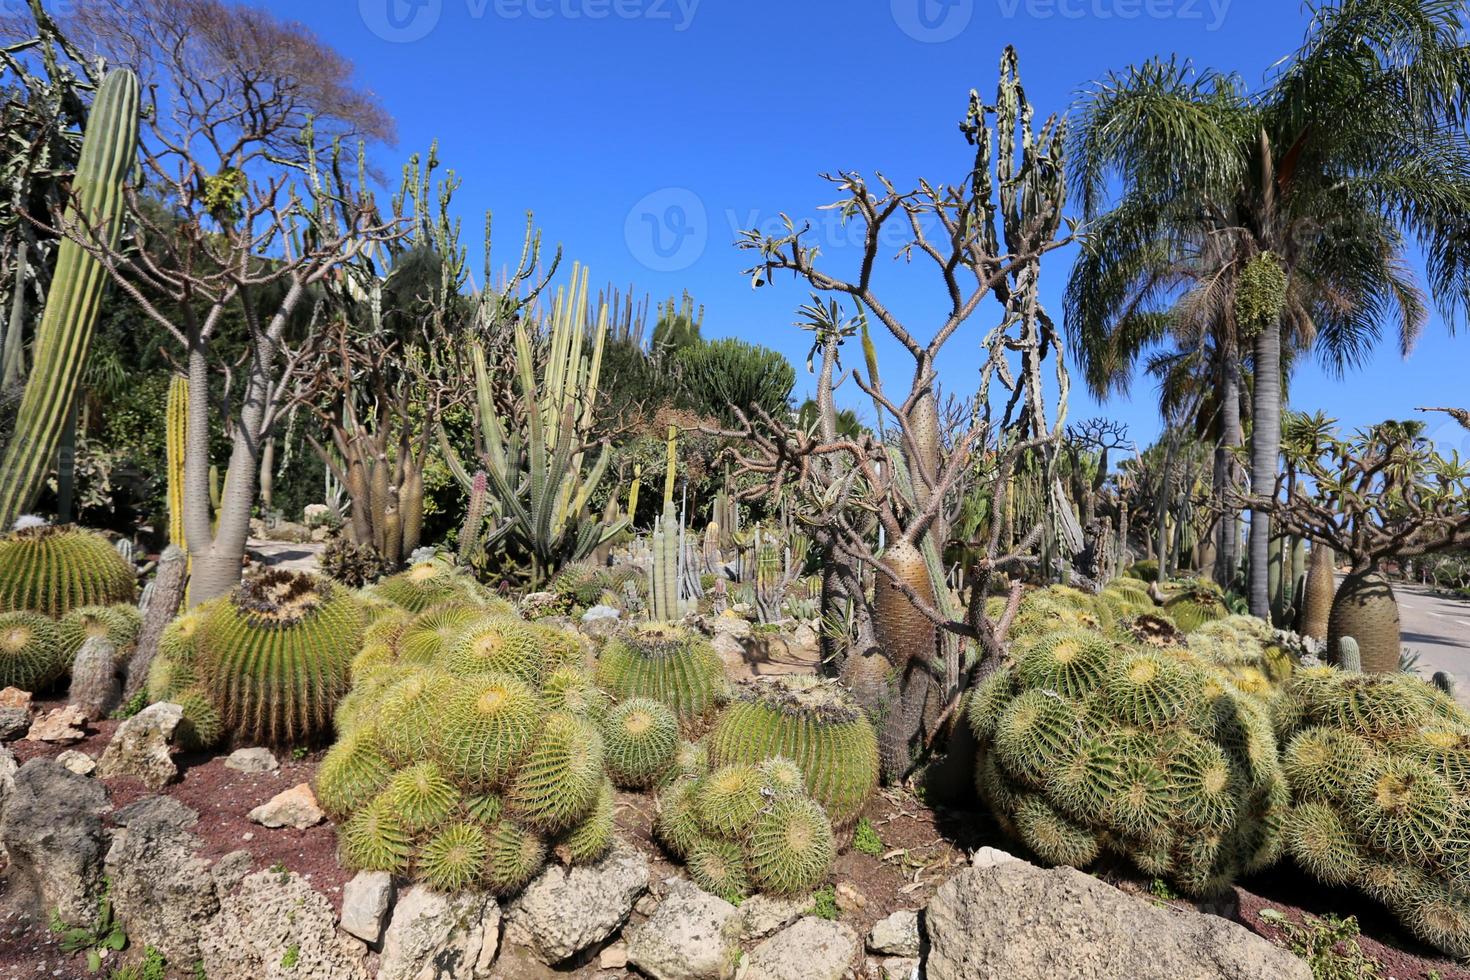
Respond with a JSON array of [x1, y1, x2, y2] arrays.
[[968, 590, 1289, 896], [706, 675, 879, 832], [316, 593, 617, 895], [1279, 667, 1470, 957], [194, 569, 366, 746]]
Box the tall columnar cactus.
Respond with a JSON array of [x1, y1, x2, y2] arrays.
[[196, 570, 366, 745], [0, 69, 141, 528], [456, 470, 488, 568], [706, 676, 880, 832], [968, 615, 1288, 896], [1299, 544, 1335, 642], [1280, 668, 1470, 957], [648, 500, 684, 621], [442, 264, 625, 585], [0, 526, 137, 617], [165, 374, 189, 549], [595, 622, 728, 726]]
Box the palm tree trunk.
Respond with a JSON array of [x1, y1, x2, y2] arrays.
[[1214, 360, 1243, 586], [1249, 322, 1282, 618]]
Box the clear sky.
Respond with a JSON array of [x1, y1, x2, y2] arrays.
[[254, 0, 1469, 461]]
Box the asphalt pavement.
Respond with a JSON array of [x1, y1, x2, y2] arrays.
[[1392, 581, 1470, 706]]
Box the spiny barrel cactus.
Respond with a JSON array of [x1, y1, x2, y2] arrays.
[[1162, 581, 1229, 634], [706, 676, 879, 831], [369, 558, 510, 614], [431, 672, 542, 790], [747, 794, 837, 897], [508, 711, 605, 833], [596, 622, 728, 727], [0, 610, 65, 691], [968, 627, 1288, 897], [440, 618, 578, 686], [1280, 667, 1470, 957], [172, 686, 224, 752], [556, 778, 615, 865], [0, 526, 136, 618], [59, 603, 141, 664], [195, 570, 365, 746], [314, 725, 392, 819], [398, 604, 494, 665], [147, 607, 207, 702], [602, 697, 680, 789]]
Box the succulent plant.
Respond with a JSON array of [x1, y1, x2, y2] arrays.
[[373, 669, 460, 763], [398, 604, 491, 665], [319, 537, 394, 589], [340, 799, 415, 874], [378, 760, 462, 834], [0, 526, 136, 618], [58, 604, 141, 664], [542, 666, 611, 721], [314, 726, 393, 819], [687, 836, 751, 904], [602, 697, 680, 789], [431, 672, 542, 790], [1327, 569, 1401, 674], [441, 618, 574, 686], [706, 676, 879, 831], [747, 795, 836, 896], [969, 600, 1288, 897], [370, 558, 509, 614], [556, 778, 615, 865], [508, 712, 605, 833], [595, 623, 727, 726], [758, 756, 806, 797], [195, 570, 366, 746], [418, 821, 490, 892], [655, 778, 704, 860], [0, 610, 65, 691], [172, 686, 224, 751], [483, 820, 547, 895], [694, 763, 766, 838]]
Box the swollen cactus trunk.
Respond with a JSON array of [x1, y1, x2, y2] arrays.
[[1326, 568, 1400, 674], [1299, 545, 1335, 642], [0, 69, 140, 528], [873, 538, 936, 671]]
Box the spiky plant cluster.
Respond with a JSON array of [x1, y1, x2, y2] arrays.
[[318, 604, 617, 896], [602, 698, 680, 788], [551, 562, 636, 610], [969, 618, 1289, 897], [595, 623, 728, 727], [654, 750, 836, 902], [1278, 667, 1470, 957], [58, 603, 141, 665], [0, 610, 65, 691], [706, 675, 879, 832], [1186, 615, 1295, 704], [146, 607, 217, 745], [0, 526, 136, 619], [1160, 580, 1230, 633], [367, 557, 514, 615], [193, 570, 367, 746]]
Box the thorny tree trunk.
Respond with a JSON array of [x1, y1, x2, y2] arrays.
[[124, 545, 185, 700], [1249, 321, 1282, 618], [1214, 359, 1243, 587]]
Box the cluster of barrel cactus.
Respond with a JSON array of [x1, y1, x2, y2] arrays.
[[969, 593, 1289, 897], [655, 751, 837, 902], [365, 557, 513, 614], [0, 526, 139, 692], [595, 622, 728, 728], [316, 592, 617, 894], [1279, 667, 1470, 957], [706, 676, 879, 832]]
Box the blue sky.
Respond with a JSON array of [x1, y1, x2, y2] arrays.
[[255, 0, 1469, 460]]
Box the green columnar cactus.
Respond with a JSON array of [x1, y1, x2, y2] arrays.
[[648, 500, 683, 621], [706, 676, 879, 832], [1337, 637, 1362, 673], [602, 697, 680, 789], [0, 526, 137, 618], [456, 470, 489, 568], [0, 69, 141, 527], [58, 604, 141, 664], [196, 570, 365, 746], [1280, 667, 1470, 957], [165, 374, 189, 549], [969, 606, 1288, 897], [0, 610, 65, 690], [595, 623, 728, 726]]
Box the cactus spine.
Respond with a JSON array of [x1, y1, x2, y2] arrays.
[[0, 69, 140, 527]]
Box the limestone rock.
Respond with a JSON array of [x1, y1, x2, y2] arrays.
[[970, 845, 1021, 870], [56, 750, 95, 776], [925, 861, 1313, 980], [247, 782, 324, 829], [739, 917, 858, 980], [96, 701, 182, 790], [737, 893, 808, 940], [711, 631, 746, 669], [866, 909, 920, 957], [105, 796, 218, 964], [627, 880, 742, 980], [224, 747, 279, 773], [505, 843, 649, 963], [378, 886, 500, 980], [0, 759, 109, 920], [25, 704, 86, 743], [340, 871, 394, 946], [0, 700, 30, 741], [0, 687, 32, 708], [211, 850, 253, 893], [198, 868, 368, 980], [580, 604, 622, 638]]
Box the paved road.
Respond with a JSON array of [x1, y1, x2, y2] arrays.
[[1393, 581, 1470, 706]]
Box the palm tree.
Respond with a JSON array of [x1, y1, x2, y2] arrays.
[[1066, 0, 1470, 617]]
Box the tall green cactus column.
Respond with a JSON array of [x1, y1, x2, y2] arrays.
[[0, 69, 140, 528]]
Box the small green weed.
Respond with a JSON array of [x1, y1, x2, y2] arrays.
[[852, 818, 883, 857], [1259, 909, 1382, 980], [108, 947, 165, 980], [109, 692, 148, 721], [808, 886, 838, 921], [50, 885, 127, 973], [280, 944, 300, 969]]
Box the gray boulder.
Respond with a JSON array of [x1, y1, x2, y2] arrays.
[[96, 701, 182, 790], [505, 843, 649, 963], [340, 871, 395, 946], [198, 868, 368, 980], [627, 880, 743, 980], [925, 860, 1312, 980], [0, 758, 109, 920], [866, 909, 920, 957], [739, 916, 859, 980], [377, 885, 500, 980], [105, 796, 219, 964], [224, 747, 279, 774]]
